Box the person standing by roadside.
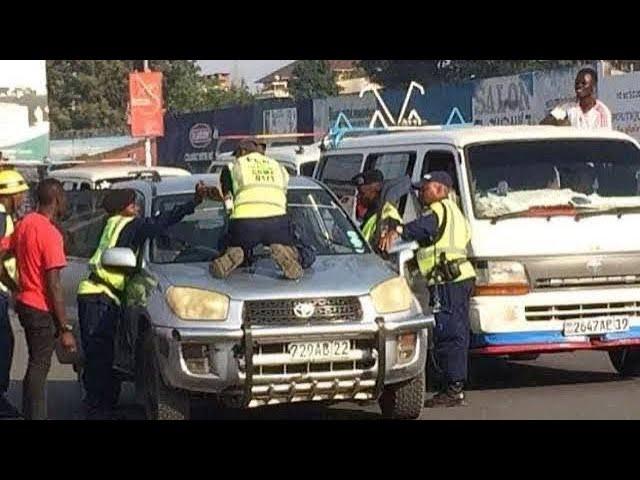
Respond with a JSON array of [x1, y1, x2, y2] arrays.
[[0, 178, 77, 420], [546, 67, 612, 129]]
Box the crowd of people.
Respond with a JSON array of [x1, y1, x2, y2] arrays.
[[0, 67, 614, 420]]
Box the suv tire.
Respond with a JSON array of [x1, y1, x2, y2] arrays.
[[142, 331, 191, 420], [379, 370, 425, 420]]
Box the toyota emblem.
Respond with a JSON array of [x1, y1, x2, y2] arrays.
[[293, 302, 315, 319]]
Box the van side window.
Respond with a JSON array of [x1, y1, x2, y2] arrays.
[[300, 162, 317, 177], [422, 150, 459, 193], [365, 151, 416, 181], [318, 154, 363, 184]]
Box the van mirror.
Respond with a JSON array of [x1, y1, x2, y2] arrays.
[[101, 248, 137, 269]]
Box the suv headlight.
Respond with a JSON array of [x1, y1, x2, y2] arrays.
[[166, 287, 229, 321], [370, 277, 413, 314], [474, 261, 529, 295]]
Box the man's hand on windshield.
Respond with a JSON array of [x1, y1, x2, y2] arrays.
[[195, 181, 208, 205]]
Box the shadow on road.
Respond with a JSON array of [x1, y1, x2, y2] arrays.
[[467, 357, 623, 391]]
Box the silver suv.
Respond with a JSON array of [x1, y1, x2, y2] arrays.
[[58, 174, 432, 419]]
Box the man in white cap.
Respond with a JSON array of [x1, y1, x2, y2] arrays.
[[380, 171, 475, 407]]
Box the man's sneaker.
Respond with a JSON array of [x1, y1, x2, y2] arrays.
[[0, 395, 22, 419], [210, 247, 244, 279], [270, 244, 303, 280], [424, 389, 467, 408]]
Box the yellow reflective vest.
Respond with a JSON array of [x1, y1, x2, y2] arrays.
[[361, 202, 403, 243], [416, 199, 475, 285], [77, 215, 135, 305], [230, 153, 289, 219], [0, 204, 17, 294]]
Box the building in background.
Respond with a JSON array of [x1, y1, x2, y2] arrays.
[[203, 72, 232, 91], [256, 60, 379, 99]]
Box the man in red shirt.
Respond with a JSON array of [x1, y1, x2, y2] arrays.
[[0, 178, 76, 420]]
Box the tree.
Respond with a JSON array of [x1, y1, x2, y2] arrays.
[[289, 60, 341, 101], [46, 60, 256, 134], [359, 60, 592, 89]]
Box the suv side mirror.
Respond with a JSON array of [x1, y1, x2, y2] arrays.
[[101, 248, 137, 269], [387, 240, 419, 278]]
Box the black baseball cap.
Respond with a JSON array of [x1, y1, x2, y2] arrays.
[[233, 138, 260, 156], [413, 171, 454, 189], [351, 169, 384, 187]]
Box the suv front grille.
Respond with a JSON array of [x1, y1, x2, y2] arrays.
[[243, 297, 362, 326]]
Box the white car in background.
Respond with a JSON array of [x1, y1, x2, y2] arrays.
[[209, 143, 321, 177], [49, 164, 191, 191]]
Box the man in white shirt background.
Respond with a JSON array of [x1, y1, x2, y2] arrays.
[[547, 67, 612, 129]]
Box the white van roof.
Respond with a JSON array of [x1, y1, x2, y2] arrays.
[[49, 165, 191, 183], [330, 125, 639, 151]]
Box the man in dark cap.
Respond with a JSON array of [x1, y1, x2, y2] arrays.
[[211, 138, 303, 280], [380, 171, 475, 408], [76, 181, 208, 419], [351, 169, 403, 252]]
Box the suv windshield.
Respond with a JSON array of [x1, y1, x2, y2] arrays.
[[466, 139, 640, 219], [150, 188, 368, 264]]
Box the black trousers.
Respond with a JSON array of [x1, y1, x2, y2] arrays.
[[0, 293, 13, 395], [78, 293, 120, 418], [225, 215, 296, 262], [429, 279, 474, 386], [15, 302, 56, 420]]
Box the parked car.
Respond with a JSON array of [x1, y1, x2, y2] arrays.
[[57, 174, 432, 419], [209, 143, 321, 177], [315, 124, 640, 375], [49, 164, 191, 191]]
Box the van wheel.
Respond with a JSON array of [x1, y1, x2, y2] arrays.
[[609, 348, 640, 377], [379, 370, 424, 420], [142, 332, 191, 420]]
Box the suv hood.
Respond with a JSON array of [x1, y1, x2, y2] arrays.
[[151, 254, 397, 301]]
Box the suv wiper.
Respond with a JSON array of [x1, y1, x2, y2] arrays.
[[490, 205, 581, 224], [575, 205, 640, 220]]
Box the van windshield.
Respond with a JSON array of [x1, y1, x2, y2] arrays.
[[466, 139, 640, 219]]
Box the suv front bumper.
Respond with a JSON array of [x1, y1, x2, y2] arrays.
[[152, 315, 432, 407]]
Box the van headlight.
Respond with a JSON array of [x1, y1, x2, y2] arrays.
[[370, 277, 413, 314], [166, 287, 229, 321], [474, 261, 530, 295]]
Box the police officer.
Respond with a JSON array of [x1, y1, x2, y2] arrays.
[[77, 182, 208, 419], [351, 169, 403, 252], [0, 165, 28, 418], [210, 138, 303, 280], [380, 171, 475, 407]]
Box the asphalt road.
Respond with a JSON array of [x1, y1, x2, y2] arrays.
[[6, 314, 640, 420]]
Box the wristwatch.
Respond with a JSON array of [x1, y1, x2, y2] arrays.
[[60, 324, 73, 333]]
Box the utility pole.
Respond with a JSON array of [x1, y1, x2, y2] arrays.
[[143, 60, 152, 167]]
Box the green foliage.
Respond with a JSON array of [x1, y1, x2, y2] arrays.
[[289, 60, 341, 101]]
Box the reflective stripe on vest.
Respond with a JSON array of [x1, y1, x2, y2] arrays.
[[361, 202, 402, 242], [0, 205, 16, 293], [77, 215, 135, 304], [230, 153, 288, 219], [416, 199, 475, 284]]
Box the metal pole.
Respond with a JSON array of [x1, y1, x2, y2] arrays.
[[143, 60, 152, 167]]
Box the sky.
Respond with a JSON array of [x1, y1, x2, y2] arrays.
[[198, 60, 294, 90], [0, 60, 47, 95]]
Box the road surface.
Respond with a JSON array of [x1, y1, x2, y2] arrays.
[[6, 315, 640, 420]]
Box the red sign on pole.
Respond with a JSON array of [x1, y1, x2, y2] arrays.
[[129, 71, 164, 138]]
